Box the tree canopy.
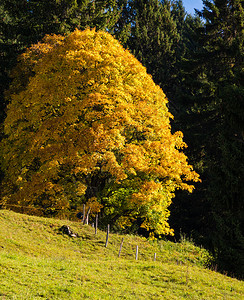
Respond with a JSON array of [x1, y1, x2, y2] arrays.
[[169, 0, 244, 276], [1, 28, 200, 235]]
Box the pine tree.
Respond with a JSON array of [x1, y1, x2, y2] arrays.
[[172, 0, 244, 277], [124, 0, 179, 96], [170, 1, 204, 110], [112, 0, 132, 44], [167, 4, 210, 248], [199, 0, 244, 277]]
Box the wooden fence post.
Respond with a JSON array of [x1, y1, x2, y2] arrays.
[[82, 204, 85, 224], [154, 253, 156, 261], [135, 245, 138, 260], [86, 207, 90, 225], [105, 224, 110, 248], [95, 214, 98, 235], [83, 207, 91, 225], [118, 237, 124, 258]]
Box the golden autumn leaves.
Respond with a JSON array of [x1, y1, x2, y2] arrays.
[[1, 29, 200, 235]]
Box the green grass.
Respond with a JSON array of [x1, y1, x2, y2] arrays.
[[0, 210, 243, 299]]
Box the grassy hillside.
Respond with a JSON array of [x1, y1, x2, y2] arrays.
[[0, 210, 243, 299]]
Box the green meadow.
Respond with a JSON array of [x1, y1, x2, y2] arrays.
[[0, 210, 243, 299]]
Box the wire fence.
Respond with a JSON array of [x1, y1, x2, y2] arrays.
[[1, 203, 157, 261]]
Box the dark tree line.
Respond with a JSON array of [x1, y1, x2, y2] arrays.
[[0, 0, 243, 277]]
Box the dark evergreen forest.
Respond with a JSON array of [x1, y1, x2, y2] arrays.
[[0, 0, 243, 278]]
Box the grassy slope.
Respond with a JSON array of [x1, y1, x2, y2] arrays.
[[0, 210, 243, 299]]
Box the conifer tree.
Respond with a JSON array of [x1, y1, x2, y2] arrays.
[[172, 0, 244, 277], [112, 0, 132, 44], [199, 0, 244, 277], [125, 0, 179, 96]]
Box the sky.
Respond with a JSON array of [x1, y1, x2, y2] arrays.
[[182, 0, 203, 15]]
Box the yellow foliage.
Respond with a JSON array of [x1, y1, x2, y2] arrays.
[[85, 197, 103, 217], [1, 28, 200, 234], [76, 183, 87, 196]]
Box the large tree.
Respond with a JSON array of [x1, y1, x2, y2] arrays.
[[170, 0, 244, 277], [1, 29, 200, 235], [199, 0, 244, 277], [125, 0, 179, 96]]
